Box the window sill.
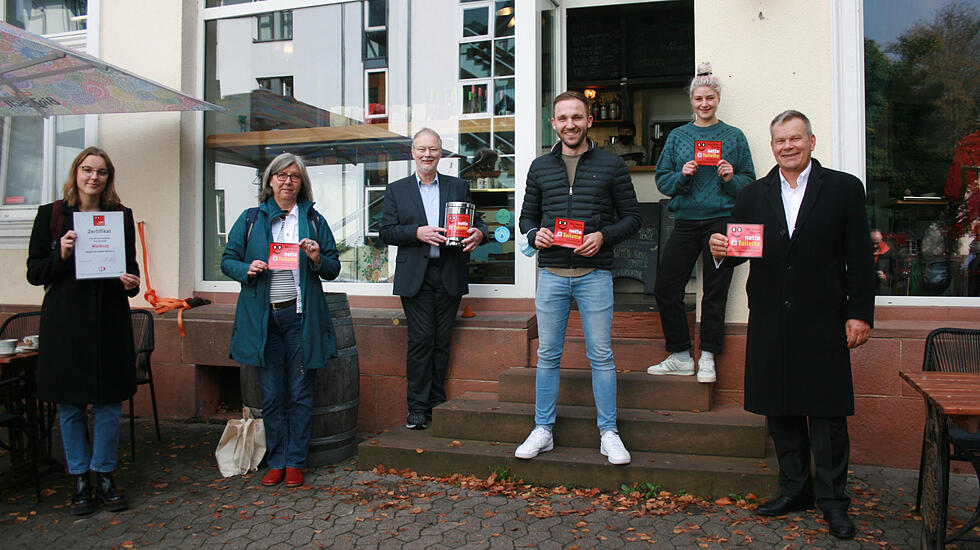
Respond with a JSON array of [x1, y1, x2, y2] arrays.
[[0, 206, 39, 249]]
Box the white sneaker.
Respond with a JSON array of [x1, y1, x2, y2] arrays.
[[646, 354, 695, 376], [600, 431, 631, 465], [697, 355, 717, 383], [515, 426, 553, 459]]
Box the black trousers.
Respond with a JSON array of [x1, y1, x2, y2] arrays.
[[767, 415, 851, 511], [400, 262, 462, 413], [654, 217, 734, 354]]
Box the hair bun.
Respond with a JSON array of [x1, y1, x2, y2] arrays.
[[696, 61, 713, 77]]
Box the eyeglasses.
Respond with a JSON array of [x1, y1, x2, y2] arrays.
[[414, 146, 441, 154], [274, 172, 302, 183], [79, 166, 109, 178]]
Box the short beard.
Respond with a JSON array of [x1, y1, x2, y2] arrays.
[[560, 132, 587, 151]]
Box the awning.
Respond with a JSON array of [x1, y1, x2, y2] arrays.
[[0, 22, 223, 117]]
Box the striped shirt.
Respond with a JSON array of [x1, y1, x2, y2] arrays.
[[269, 204, 302, 312]]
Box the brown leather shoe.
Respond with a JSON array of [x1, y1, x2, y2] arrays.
[[262, 468, 284, 486], [285, 467, 304, 487]]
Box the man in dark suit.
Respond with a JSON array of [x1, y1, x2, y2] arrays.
[[709, 110, 874, 540], [380, 128, 488, 430]]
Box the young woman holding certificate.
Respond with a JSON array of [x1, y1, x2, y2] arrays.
[[221, 153, 341, 489], [26, 147, 140, 515], [647, 62, 756, 384]]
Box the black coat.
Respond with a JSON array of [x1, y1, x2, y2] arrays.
[[26, 202, 139, 405], [379, 173, 488, 297], [724, 160, 875, 416], [519, 140, 642, 269]]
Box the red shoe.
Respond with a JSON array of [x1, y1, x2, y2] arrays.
[[285, 467, 304, 487], [262, 469, 284, 486]]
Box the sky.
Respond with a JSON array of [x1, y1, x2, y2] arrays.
[[863, 0, 970, 47]]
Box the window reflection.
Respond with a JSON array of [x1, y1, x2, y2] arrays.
[[864, 1, 980, 297], [203, 1, 517, 285]]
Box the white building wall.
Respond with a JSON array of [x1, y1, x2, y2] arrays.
[[695, 0, 835, 323]]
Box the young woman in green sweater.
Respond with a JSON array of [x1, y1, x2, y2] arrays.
[[647, 62, 756, 383]]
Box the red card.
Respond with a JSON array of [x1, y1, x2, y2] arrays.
[[694, 140, 722, 166], [553, 218, 585, 248], [268, 242, 300, 270], [726, 224, 764, 257]]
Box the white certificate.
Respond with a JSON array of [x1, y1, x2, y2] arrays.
[[73, 211, 126, 280]]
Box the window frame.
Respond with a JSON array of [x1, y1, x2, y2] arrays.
[[254, 10, 293, 43], [363, 68, 388, 122]]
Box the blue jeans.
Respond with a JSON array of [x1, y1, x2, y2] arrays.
[[58, 402, 122, 475], [534, 268, 617, 432], [259, 302, 315, 469]]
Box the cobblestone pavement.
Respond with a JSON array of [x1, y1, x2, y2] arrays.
[[1, 420, 978, 549]]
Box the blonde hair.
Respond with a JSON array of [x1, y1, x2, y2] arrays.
[[688, 62, 722, 98]]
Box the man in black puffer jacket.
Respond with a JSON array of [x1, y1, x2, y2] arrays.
[[515, 91, 641, 465]]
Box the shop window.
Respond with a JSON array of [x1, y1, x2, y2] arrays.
[[203, 1, 517, 286], [255, 10, 291, 42], [455, 0, 516, 284], [863, 1, 980, 297]]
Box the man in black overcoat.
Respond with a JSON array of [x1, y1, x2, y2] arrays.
[[709, 110, 875, 540], [379, 128, 488, 430]]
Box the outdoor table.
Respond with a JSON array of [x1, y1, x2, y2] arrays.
[[900, 371, 980, 549], [0, 350, 58, 491]]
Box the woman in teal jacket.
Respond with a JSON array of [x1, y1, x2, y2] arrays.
[[221, 152, 340, 488]]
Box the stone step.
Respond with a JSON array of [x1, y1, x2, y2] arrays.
[[431, 397, 765, 458], [530, 337, 675, 372], [357, 429, 778, 497], [499, 367, 712, 412]]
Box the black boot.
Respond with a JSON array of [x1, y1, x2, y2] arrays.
[[95, 472, 129, 512], [70, 472, 95, 516]]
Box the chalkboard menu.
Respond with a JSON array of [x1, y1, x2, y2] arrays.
[[567, 13, 621, 83], [566, 1, 693, 84], [613, 202, 661, 294], [626, 7, 694, 78]]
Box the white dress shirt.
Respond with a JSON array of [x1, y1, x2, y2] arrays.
[[779, 161, 812, 238]]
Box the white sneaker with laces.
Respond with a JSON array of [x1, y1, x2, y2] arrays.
[[514, 426, 553, 459], [646, 354, 695, 376], [697, 355, 717, 383], [600, 431, 631, 465]]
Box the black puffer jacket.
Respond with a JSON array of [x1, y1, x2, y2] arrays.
[[520, 139, 641, 269]]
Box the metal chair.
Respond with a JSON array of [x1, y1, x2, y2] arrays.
[[0, 371, 42, 501], [129, 309, 160, 461], [0, 312, 55, 459], [915, 328, 980, 541]]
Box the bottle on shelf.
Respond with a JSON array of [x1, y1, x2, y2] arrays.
[[600, 100, 608, 120], [609, 96, 620, 121]]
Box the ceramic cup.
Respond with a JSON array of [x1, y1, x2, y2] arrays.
[[0, 339, 17, 354], [23, 334, 39, 348]]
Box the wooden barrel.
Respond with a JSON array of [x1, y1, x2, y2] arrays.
[[240, 292, 359, 466]]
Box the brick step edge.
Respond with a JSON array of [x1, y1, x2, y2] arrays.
[[499, 368, 712, 412], [356, 429, 778, 497], [431, 398, 766, 458]]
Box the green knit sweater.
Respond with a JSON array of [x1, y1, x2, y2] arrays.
[[655, 121, 756, 220]]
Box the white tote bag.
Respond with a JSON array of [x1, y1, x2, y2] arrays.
[[215, 407, 266, 477]]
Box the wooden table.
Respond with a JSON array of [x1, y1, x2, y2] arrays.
[[900, 371, 980, 549]]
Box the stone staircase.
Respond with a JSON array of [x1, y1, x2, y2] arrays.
[[358, 365, 778, 497]]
